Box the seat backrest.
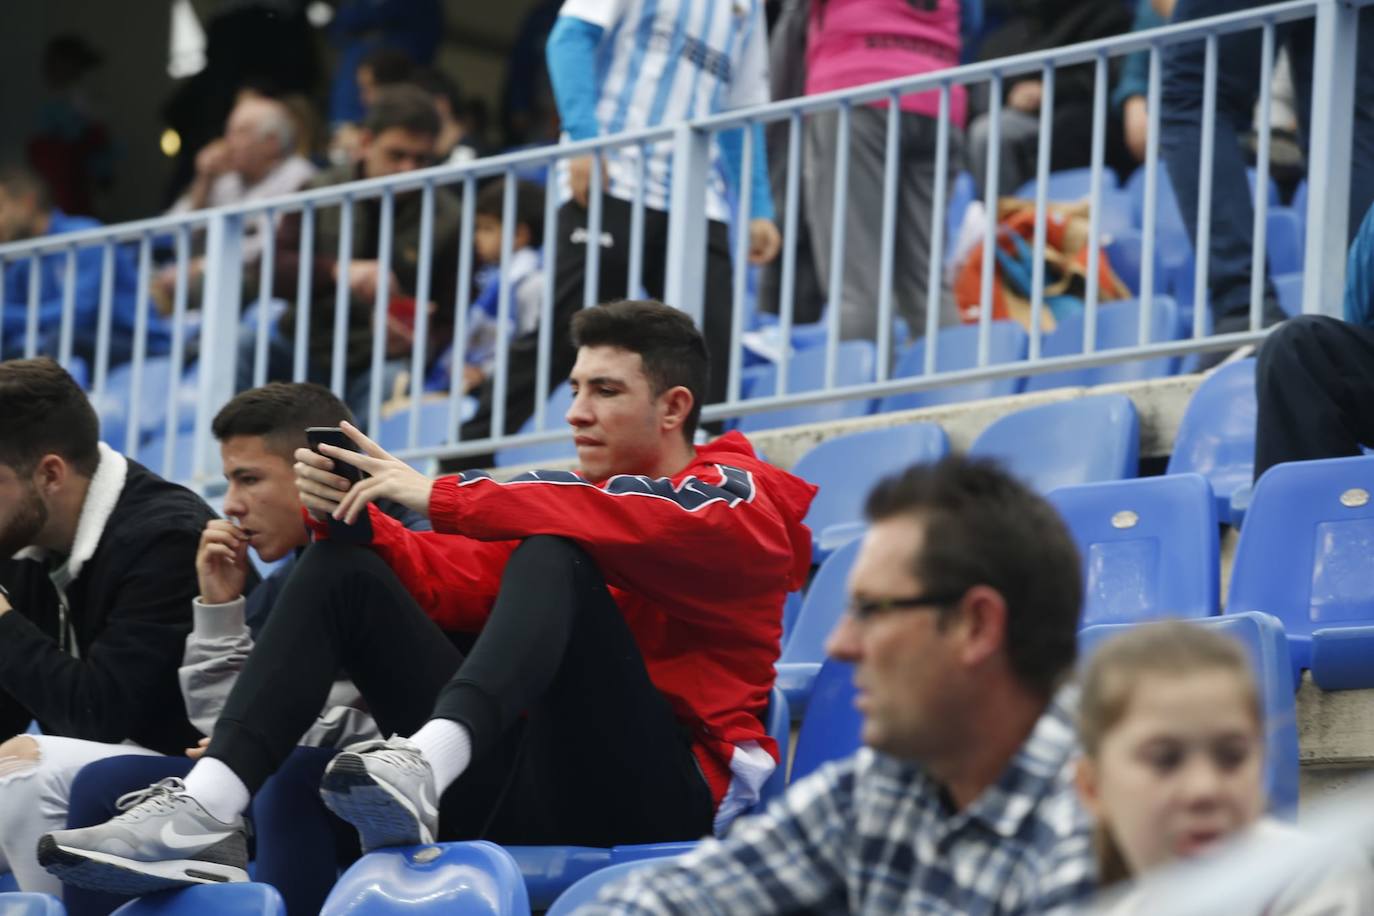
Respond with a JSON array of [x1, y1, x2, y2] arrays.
[[496, 380, 576, 468], [1014, 167, 1118, 203], [1165, 358, 1256, 506], [970, 393, 1139, 492], [1024, 297, 1180, 392], [547, 860, 669, 916], [792, 423, 949, 544], [779, 537, 861, 666], [878, 322, 1027, 413], [0, 893, 65, 915], [1048, 474, 1219, 626], [1077, 612, 1299, 816], [378, 398, 474, 454], [757, 685, 791, 809], [790, 658, 863, 783], [1265, 208, 1303, 276], [1272, 272, 1303, 318], [738, 341, 876, 433], [321, 842, 529, 916], [1227, 455, 1374, 670], [111, 884, 286, 915], [1104, 229, 1167, 297]]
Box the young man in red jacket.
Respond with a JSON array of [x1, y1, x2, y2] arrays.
[[41, 299, 817, 895]]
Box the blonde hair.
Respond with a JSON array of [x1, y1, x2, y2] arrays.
[[1078, 621, 1263, 886]]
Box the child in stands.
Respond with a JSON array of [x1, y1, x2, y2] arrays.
[[1075, 621, 1374, 913]]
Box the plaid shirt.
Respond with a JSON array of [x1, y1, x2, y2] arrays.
[[585, 686, 1094, 915]]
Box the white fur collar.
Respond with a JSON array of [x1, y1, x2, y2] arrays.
[[13, 443, 129, 578]]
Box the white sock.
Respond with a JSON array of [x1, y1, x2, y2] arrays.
[[408, 718, 472, 794], [182, 757, 251, 824]]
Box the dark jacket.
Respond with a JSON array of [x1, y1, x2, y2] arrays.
[[0, 448, 216, 754]]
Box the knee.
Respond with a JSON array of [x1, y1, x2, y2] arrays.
[[0, 736, 40, 817], [1257, 314, 1338, 379], [299, 540, 392, 586], [508, 535, 587, 571]]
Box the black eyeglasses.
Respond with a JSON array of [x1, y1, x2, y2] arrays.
[[844, 591, 966, 623]]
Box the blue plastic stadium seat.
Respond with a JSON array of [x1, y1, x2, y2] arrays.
[[1228, 455, 1374, 690], [495, 380, 576, 468], [739, 342, 877, 433], [1266, 208, 1303, 277], [136, 430, 197, 481], [0, 873, 18, 893], [1024, 296, 1181, 392], [1013, 167, 1119, 203], [376, 397, 479, 457], [547, 860, 676, 916], [0, 893, 64, 915], [878, 322, 1027, 413], [1048, 474, 1219, 627], [1104, 230, 1166, 298], [780, 589, 803, 650], [775, 538, 861, 714], [791, 423, 948, 564], [1272, 272, 1303, 318], [1165, 358, 1256, 526], [969, 393, 1140, 492], [110, 884, 285, 915], [1078, 612, 1299, 818], [321, 842, 529, 916], [789, 658, 863, 783]]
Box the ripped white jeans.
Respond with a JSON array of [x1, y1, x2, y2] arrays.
[[0, 735, 159, 895]]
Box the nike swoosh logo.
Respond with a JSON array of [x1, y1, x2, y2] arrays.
[[160, 821, 233, 851]]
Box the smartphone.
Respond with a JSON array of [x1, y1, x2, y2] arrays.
[[304, 426, 373, 544]]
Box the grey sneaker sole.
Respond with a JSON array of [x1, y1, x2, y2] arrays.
[[36, 835, 249, 896], [320, 752, 434, 851]]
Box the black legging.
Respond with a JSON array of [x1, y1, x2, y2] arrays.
[[208, 536, 715, 846]]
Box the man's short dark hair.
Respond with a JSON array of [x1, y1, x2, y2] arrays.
[[364, 85, 440, 139], [475, 178, 545, 245], [360, 46, 416, 86], [0, 164, 50, 211], [0, 358, 99, 476], [570, 300, 709, 442], [211, 382, 354, 460], [864, 455, 1083, 697]]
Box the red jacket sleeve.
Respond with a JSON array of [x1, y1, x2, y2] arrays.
[[306, 507, 515, 631], [427, 467, 807, 625]]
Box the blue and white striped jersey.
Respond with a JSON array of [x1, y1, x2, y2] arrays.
[[553, 0, 770, 222]]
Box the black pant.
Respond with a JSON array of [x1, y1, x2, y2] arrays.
[[207, 536, 714, 846], [1254, 315, 1374, 479], [451, 197, 734, 469]]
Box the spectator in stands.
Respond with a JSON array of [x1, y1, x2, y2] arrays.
[[1158, 0, 1374, 337], [500, 0, 563, 148], [1114, 0, 1165, 166], [327, 1, 441, 129], [968, 0, 1133, 197], [590, 456, 1094, 913], [243, 86, 461, 426], [0, 359, 213, 894], [412, 67, 482, 165], [463, 0, 781, 463], [801, 0, 977, 343], [330, 46, 420, 166], [42, 300, 816, 897], [50, 383, 431, 916], [0, 165, 170, 368], [1076, 621, 1374, 913], [154, 95, 317, 311]]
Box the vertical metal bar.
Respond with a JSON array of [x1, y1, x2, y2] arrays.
[[1192, 33, 1219, 339], [584, 154, 604, 308], [254, 208, 276, 388], [824, 102, 851, 389], [93, 243, 116, 396], [447, 177, 476, 441], [24, 254, 41, 358], [407, 181, 436, 449], [728, 124, 754, 404], [192, 213, 244, 479], [163, 225, 191, 477], [664, 123, 711, 329], [977, 72, 1004, 368], [59, 247, 77, 367], [1139, 44, 1162, 347], [876, 91, 901, 382], [293, 204, 315, 382], [1028, 64, 1056, 361], [331, 196, 354, 397], [1083, 52, 1108, 355], [628, 142, 647, 298], [492, 172, 517, 439], [1302, 0, 1357, 315], [776, 112, 802, 397], [367, 188, 395, 438], [1250, 20, 1275, 331], [534, 163, 559, 432], [125, 234, 153, 456], [923, 84, 952, 376]]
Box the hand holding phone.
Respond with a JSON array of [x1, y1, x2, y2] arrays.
[[304, 426, 374, 544]]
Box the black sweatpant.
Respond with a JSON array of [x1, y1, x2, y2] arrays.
[[1254, 315, 1374, 480], [451, 197, 734, 469], [207, 536, 715, 846]]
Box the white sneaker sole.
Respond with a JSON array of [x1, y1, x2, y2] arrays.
[[320, 752, 436, 851], [37, 834, 248, 896]]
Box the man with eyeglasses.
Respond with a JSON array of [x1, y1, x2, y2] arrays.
[[591, 455, 1097, 914]]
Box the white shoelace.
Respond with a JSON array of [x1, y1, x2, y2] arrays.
[[113, 777, 189, 820]]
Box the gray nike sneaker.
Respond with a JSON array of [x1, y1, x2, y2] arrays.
[[38, 777, 249, 895], [320, 736, 440, 851]]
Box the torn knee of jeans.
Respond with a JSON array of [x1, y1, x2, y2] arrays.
[[0, 735, 41, 783]]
